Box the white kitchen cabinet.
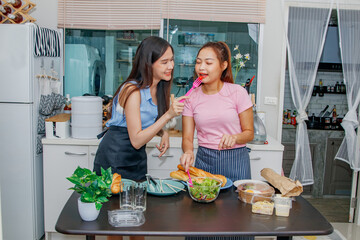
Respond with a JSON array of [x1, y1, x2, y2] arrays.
[[249, 150, 283, 181], [42, 139, 99, 240], [146, 147, 198, 178], [247, 136, 284, 181]]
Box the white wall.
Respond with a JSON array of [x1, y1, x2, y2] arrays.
[[0, 186, 2, 240], [31, 0, 58, 29], [257, 0, 287, 140]]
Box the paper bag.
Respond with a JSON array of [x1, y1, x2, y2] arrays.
[[260, 168, 303, 197]]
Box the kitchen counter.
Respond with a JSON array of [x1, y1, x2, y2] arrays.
[[282, 128, 345, 197], [42, 133, 283, 151]]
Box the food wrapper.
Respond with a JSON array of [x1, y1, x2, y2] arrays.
[[260, 168, 303, 197]]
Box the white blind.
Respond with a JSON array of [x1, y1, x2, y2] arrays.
[[161, 0, 267, 23], [58, 0, 161, 30]]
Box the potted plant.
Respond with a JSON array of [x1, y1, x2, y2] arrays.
[[67, 166, 112, 221]]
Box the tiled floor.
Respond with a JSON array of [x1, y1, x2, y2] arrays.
[[304, 195, 351, 223]]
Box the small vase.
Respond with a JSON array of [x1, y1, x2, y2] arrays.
[[78, 198, 100, 221]]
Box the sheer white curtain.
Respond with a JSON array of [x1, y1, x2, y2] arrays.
[[283, 3, 333, 185], [335, 5, 360, 170]]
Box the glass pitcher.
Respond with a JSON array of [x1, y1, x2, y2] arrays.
[[250, 106, 267, 144]]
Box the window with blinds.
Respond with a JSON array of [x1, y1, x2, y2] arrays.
[[162, 0, 266, 24], [61, 0, 264, 99], [58, 0, 266, 30], [58, 0, 162, 30]]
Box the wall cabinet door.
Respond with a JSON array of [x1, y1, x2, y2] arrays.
[[43, 145, 89, 233], [324, 138, 352, 195], [146, 147, 198, 178], [88, 145, 98, 170], [249, 150, 283, 181]]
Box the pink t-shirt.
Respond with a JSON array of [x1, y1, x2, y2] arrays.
[[183, 82, 252, 150]]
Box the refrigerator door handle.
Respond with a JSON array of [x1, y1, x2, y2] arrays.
[[64, 151, 87, 156]]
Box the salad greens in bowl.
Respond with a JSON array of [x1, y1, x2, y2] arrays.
[[187, 177, 222, 203]]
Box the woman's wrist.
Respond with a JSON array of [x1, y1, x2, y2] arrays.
[[157, 129, 164, 137]]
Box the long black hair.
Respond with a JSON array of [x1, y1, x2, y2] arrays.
[[109, 36, 174, 119]]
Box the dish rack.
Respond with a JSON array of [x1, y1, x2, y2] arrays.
[[0, 0, 36, 24]]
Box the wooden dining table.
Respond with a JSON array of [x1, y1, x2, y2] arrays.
[[56, 187, 333, 240]]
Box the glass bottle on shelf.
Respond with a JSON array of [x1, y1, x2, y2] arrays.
[[8, 0, 22, 9], [335, 82, 340, 93], [8, 13, 23, 23], [64, 94, 71, 114], [318, 79, 324, 97], [332, 105, 337, 129], [340, 82, 346, 93], [0, 5, 11, 15]]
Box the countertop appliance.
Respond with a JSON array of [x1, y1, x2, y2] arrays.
[[0, 24, 63, 240]]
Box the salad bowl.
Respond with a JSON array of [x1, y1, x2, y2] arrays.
[[186, 177, 222, 203]]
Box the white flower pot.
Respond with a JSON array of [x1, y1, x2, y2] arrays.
[[78, 198, 100, 221]]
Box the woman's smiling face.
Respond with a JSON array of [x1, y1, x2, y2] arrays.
[[152, 46, 174, 82], [195, 47, 227, 84]]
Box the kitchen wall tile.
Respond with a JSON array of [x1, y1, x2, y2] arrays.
[[283, 71, 348, 117]]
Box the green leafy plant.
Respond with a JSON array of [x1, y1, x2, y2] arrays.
[[232, 45, 250, 81], [67, 167, 112, 210]]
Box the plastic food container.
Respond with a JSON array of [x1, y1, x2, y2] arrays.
[[187, 177, 222, 203], [274, 194, 292, 217], [252, 200, 274, 215], [108, 210, 145, 227], [71, 96, 103, 139], [237, 181, 275, 204]]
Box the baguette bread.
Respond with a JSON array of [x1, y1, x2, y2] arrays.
[[173, 164, 227, 187], [110, 173, 122, 194], [170, 170, 191, 182]]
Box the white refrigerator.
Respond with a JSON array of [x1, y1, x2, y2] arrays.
[[0, 24, 63, 240]]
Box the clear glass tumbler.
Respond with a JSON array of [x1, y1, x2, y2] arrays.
[[119, 181, 135, 210], [134, 182, 147, 211]]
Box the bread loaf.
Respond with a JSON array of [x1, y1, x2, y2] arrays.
[[170, 170, 191, 182], [171, 164, 227, 187], [111, 173, 122, 194]]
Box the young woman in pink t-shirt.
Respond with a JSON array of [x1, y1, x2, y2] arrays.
[[180, 41, 254, 183]]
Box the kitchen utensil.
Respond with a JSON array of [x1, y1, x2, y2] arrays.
[[108, 210, 145, 227], [179, 76, 203, 103], [245, 75, 255, 93], [317, 105, 329, 117], [147, 179, 185, 196], [187, 170, 193, 187], [145, 174, 155, 192]]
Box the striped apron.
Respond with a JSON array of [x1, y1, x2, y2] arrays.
[[186, 146, 254, 240], [195, 146, 251, 182], [93, 126, 147, 181]]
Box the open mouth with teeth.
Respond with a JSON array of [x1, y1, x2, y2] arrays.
[[199, 73, 208, 78]]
